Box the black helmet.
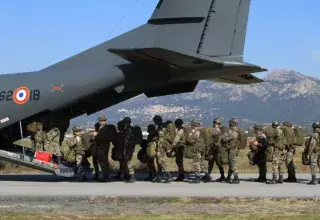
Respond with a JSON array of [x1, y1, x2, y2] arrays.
[[174, 118, 183, 126], [153, 115, 162, 122], [123, 117, 131, 124]]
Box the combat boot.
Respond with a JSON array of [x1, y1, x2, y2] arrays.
[[190, 175, 201, 184], [174, 173, 185, 182], [112, 171, 124, 181], [266, 175, 277, 184], [216, 172, 226, 182], [144, 171, 155, 181], [284, 175, 297, 183], [254, 176, 267, 183], [307, 175, 316, 185], [125, 174, 136, 183], [277, 175, 284, 184], [202, 173, 212, 183], [225, 173, 232, 183], [152, 172, 162, 183], [230, 174, 239, 184], [163, 172, 173, 183]]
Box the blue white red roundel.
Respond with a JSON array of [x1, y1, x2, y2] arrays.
[[13, 87, 30, 104]]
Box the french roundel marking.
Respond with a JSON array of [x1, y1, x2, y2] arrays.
[[13, 87, 30, 104]]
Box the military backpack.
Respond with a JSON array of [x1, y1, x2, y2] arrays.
[[237, 129, 247, 149], [293, 127, 304, 146], [282, 126, 294, 146], [201, 127, 213, 146], [164, 122, 176, 144]]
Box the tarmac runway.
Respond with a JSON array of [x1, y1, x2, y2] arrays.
[[0, 173, 319, 199]]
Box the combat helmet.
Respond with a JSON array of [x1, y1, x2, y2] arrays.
[[153, 115, 162, 123], [213, 118, 222, 125], [312, 121, 320, 129], [98, 115, 107, 121], [253, 124, 263, 131], [229, 118, 238, 126], [283, 121, 292, 127], [191, 119, 200, 127], [123, 117, 131, 125], [174, 118, 183, 126], [272, 120, 279, 128], [72, 125, 81, 132]]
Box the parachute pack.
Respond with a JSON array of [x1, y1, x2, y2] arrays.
[[201, 127, 213, 146], [164, 122, 176, 144], [282, 126, 294, 146], [130, 125, 143, 145], [26, 121, 40, 133], [237, 129, 247, 149]]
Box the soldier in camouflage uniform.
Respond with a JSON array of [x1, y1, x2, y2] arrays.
[[120, 117, 136, 183], [172, 118, 185, 181], [307, 122, 320, 185], [45, 127, 61, 156], [222, 118, 240, 184], [251, 124, 268, 182], [266, 121, 285, 184], [93, 115, 111, 181], [282, 121, 297, 182], [145, 124, 157, 181], [188, 119, 208, 184], [205, 118, 226, 182], [152, 115, 173, 183], [65, 125, 87, 181], [31, 122, 47, 152]]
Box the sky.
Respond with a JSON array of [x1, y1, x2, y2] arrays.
[[0, 0, 319, 78]]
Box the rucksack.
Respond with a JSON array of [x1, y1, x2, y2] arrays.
[[237, 129, 247, 149], [282, 126, 294, 145], [26, 121, 39, 133], [264, 126, 276, 145], [201, 127, 213, 146], [293, 127, 304, 146], [164, 122, 176, 144], [130, 125, 143, 145]]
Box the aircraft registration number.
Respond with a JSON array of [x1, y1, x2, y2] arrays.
[[0, 89, 40, 102]]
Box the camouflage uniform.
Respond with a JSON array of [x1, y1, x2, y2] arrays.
[[283, 121, 297, 182], [222, 118, 240, 184], [120, 117, 136, 183], [207, 118, 225, 182], [172, 119, 185, 181], [81, 128, 95, 169], [252, 125, 268, 182], [45, 127, 61, 156], [307, 122, 320, 185], [145, 124, 157, 181], [152, 115, 173, 183], [31, 122, 47, 151], [267, 121, 286, 184], [188, 119, 207, 183], [65, 126, 87, 181], [93, 116, 111, 181]]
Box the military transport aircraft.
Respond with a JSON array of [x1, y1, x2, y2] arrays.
[[0, 0, 266, 176]]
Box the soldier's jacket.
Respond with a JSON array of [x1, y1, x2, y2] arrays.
[[252, 133, 268, 163], [64, 135, 86, 163], [81, 133, 95, 156], [211, 126, 222, 149], [94, 124, 110, 145], [308, 132, 320, 154], [274, 127, 285, 150], [123, 126, 136, 160], [45, 127, 60, 155], [221, 128, 239, 150], [32, 131, 47, 151], [172, 128, 184, 148]]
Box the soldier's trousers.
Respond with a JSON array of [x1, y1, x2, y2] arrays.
[[96, 145, 110, 178], [120, 159, 134, 177], [286, 147, 296, 177], [193, 150, 206, 177], [208, 157, 224, 175], [227, 148, 238, 176], [156, 148, 168, 172], [147, 156, 156, 173], [75, 154, 84, 176], [175, 146, 184, 174], [272, 148, 285, 177], [310, 152, 320, 176]]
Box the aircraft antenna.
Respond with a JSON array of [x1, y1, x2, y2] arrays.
[[106, 0, 139, 39]]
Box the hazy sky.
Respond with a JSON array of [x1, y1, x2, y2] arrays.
[[0, 0, 319, 78]]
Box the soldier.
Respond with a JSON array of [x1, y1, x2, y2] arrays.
[[206, 118, 225, 182], [282, 121, 297, 182], [188, 119, 208, 184], [172, 118, 185, 181], [112, 120, 126, 181], [81, 128, 96, 170], [120, 117, 136, 183], [222, 118, 240, 184], [153, 115, 173, 183], [251, 124, 268, 182], [307, 122, 320, 185], [65, 125, 87, 181], [92, 115, 111, 182], [31, 122, 47, 152], [144, 124, 157, 181], [267, 121, 286, 184], [45, 127, 61, 156]]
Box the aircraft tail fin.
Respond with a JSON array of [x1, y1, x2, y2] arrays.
[[149, 0, 251, 60]]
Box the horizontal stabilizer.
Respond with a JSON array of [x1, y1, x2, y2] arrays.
[[144, 81, 198, 98], [108, 47, 222, 69]]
